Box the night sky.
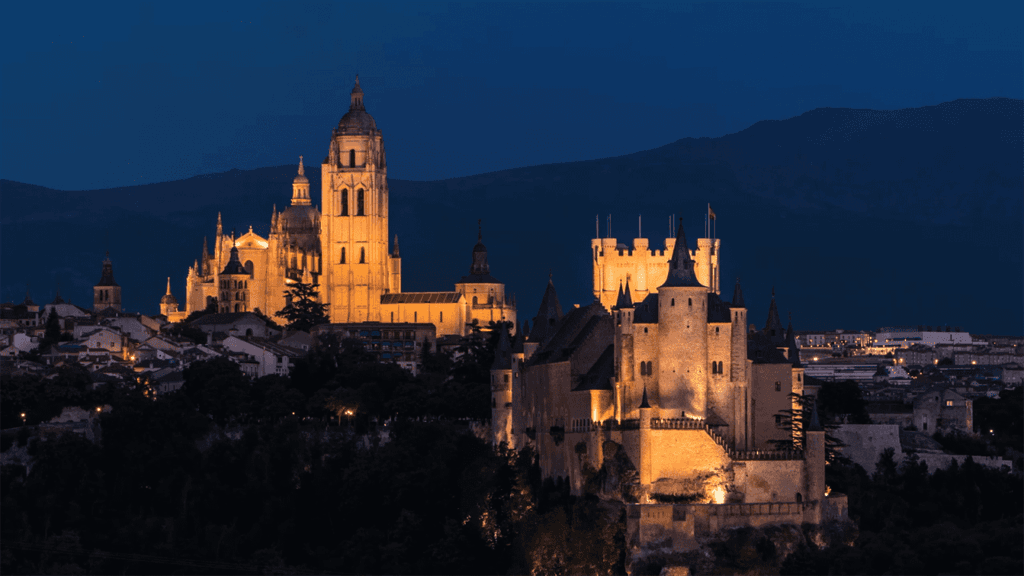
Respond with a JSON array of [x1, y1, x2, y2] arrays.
[[2, 1, 1020, 189], [1, 1, 1021, 333]]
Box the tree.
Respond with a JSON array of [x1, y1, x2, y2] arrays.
[[275, 281, 329, 332], [38, 308, 62, 352], [771, 392, 848, 465]]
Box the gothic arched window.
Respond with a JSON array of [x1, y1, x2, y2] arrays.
[[349, 149, 356, 167], [359, 247, 365, 263], [341, 189, 348, 216], [357, 189, 365, 216]]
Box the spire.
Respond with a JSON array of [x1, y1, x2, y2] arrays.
[[659, 217, 703, 288], [639, 385, 651, 409], [23, 284, 34, 306], [52, 283, 65, 304], [469, 220, 490, 276], [165, 277, 173, 296], [216, 212, 223, 237], [297, 155, 305, 177], [161, 277, 178, 306], [731, 277, 745, 308], [350, 74, 364, 110], [392, 235, 400, 258], [291, 156, 311, 206]]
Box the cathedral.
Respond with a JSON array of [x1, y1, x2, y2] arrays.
[[492, 217, 847, 551], [161, 77, 515, 335]]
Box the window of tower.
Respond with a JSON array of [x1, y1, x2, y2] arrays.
[[440, 311, 444, 322], [349, 149, 356, 167], [775, 381, 781, 392], [473, 296, 478, 305], [414, 311, 417, 322], [359, 248, 365, 263], [671, 298, 675, 306], [688, 298, 692, 307], [357, 189, 365, 215], [245, 261, 254, 277], [341, 189, 349, 216], [341, 247, 346, 264]]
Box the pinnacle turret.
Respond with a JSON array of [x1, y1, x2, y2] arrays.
[[615, 279, 634, 309], [764, 287, 784, 343]]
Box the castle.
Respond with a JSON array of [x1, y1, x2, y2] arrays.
[[493, 220, 847, 550], [160, 77, 516, 336]]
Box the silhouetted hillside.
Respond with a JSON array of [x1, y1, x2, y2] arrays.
[[2, 98, 1020, 334]]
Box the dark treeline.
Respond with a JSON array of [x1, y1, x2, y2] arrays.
[[1, 333, 624, 575], [782, 450, 1022, 574]]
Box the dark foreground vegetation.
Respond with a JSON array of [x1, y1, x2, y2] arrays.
[[1, 334, 624, 575]]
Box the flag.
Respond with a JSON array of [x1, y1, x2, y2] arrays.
[[708, 205, 716, 220]]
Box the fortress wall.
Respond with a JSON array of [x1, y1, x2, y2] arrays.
[[647, 429, 730, 481], [733, 459, 805, 503]]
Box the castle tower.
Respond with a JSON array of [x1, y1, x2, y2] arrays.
[[656, 220, 708, 419], [218, 241, 250, 313], [93, 252, 122, 314], [730, 277, 750, 448], [638, 386, 653, 485], [525, 276, 563, 358], [320, 76, 397, 322]]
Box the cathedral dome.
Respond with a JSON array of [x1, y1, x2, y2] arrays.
[[336, 75, 378, 134], [278, 204, 319, 233]]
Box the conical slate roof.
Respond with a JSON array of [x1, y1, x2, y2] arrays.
[[659, 218, 703, 289], [764, 288, 784, 344], [529, 277, 563, 344], [491, 328, 512, 370], [639, 386, 651, 409], [731, 277, 745, 308], [615, 279, 634, 309]]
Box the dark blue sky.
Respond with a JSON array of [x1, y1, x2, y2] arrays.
[[2, 1, 1021, 190]]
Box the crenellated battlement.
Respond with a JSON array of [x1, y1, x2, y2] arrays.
[[593, 233, 720, 311]]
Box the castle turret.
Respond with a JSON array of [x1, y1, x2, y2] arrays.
[[638, 386, 653, 486], [93, 252, 122, 314], [656, 219, 708, 419], [803, 398, 826, 523], [491, 328, 514, 446]]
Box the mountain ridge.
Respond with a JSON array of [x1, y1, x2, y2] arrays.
[[2, 98, 1020, 334]]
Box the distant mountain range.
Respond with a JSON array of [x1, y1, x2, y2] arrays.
[[2, 98, 1021, 335]]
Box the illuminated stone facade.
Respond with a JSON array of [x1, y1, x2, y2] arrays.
[[165, 77, 514, 336], [496, 218, 840, 550]]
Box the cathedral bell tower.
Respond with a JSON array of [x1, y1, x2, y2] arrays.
[[321, 76, 398, 322]]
